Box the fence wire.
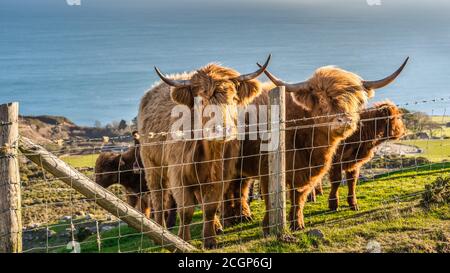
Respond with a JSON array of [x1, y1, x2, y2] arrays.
[[7, 99, 449, 253]]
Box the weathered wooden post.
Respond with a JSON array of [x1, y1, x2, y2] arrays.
[[0, 102, 22, 253], [267, 87, 287, 236]]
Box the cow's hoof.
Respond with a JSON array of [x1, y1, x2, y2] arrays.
[[328, 199, 339, 211], [349, 204, 359, 211], [290, 222, 305, 232], [348, 198, 359, 211], [223, 218, 236, 228], [203, 239, 217, 249], [215, 226, 224, 235], [307, 194, 317, 203], [240, 214, 253, 223], [328, 198, 339, 211]]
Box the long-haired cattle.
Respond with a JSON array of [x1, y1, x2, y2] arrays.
[[239, 58, 408, 233], [94, 133, 151, 217], [94, 133, 177, 227], [328, 101, 406, 211], [138, 56, 270, 248]]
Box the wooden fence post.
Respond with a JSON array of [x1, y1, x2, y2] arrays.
[[0, 102, 22, 253], [267, 87, 287, 236], [18, 137, 197, 253]]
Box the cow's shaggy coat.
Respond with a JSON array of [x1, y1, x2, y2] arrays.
[[240, 66, 384, 233], [138, 64, 263, 248], [94, 139, 177, 227], [328, 101, 405, 211], [94, 144, 151, 217]]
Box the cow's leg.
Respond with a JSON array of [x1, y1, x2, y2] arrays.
[[328, 166, 342, 211], [148, 183, 166, 227], [126, 193, 139, 209], [260, 176, 271, 236], [139, 193, 152, 219], [346, 169, 360, 211], [213, 214, 223, 235], [315, 181, 324, 195], [201, 188, 222, 249], [164, 193, 177, 229], [144, 164, 166, 226], [307, 186, 317, 202], [174, 187, 195, 243], [290, 187, 309, 231], [235, 178, 253, 222], [222, 182, 236, 227], [248, 181, 255, 202]]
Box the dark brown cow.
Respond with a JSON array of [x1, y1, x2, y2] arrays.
[[327, 101, 406, 211], [94, 133, 177, 227]]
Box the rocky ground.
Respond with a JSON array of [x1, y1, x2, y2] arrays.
[[376, 142, 422, 156]]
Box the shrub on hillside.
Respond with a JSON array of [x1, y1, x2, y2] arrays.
[[368, 155, 431, 169], [421, 176, 450, 208]]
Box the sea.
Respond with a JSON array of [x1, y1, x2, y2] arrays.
[[1, 0, 450, 126]]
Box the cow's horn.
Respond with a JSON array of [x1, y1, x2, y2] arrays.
[[363, 57, 409, 90], [256, 63, 309, 93], [154, 67, 192, 87], [235, 54, 271, 82]]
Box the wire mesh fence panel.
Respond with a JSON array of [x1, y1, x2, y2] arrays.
[[7, 97, 449, 253]]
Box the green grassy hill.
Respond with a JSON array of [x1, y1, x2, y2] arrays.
[[399, 139, 450, 162], [46, 162, 449, 253]]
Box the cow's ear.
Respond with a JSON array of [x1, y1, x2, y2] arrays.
[[236, 79, 262, 105], [170, 87, 194, 107]]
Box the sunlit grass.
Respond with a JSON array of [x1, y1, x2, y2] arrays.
[[48, 162, 450, 253]]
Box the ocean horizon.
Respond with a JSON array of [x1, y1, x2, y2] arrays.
[[1, 0, 450, 126]]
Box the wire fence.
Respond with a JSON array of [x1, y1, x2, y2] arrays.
[[2, 97, 449, 253]]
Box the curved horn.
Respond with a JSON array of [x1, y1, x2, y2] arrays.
[[154, 66, 192, 87], [235, 54, 271, 82], [363, 57, 409, 90], [256, 63, 309, 93]]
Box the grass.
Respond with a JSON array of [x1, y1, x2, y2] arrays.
[[42, 161, 450, 253], [431, 115, 450, 124], [399, 139, 450, 162], [61, 154, 99, 168], [424, 115, 450, 138]]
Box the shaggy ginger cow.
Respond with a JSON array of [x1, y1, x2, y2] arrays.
[[138, 56, 270, 248], [239, 58, 408, 233], [327, 101, 406, 211]]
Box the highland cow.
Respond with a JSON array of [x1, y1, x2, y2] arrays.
[[328, 101, 406, 211], [94, 133, 177, 227], [239, 58, 408, 234], [138, 56, 270, 248]]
